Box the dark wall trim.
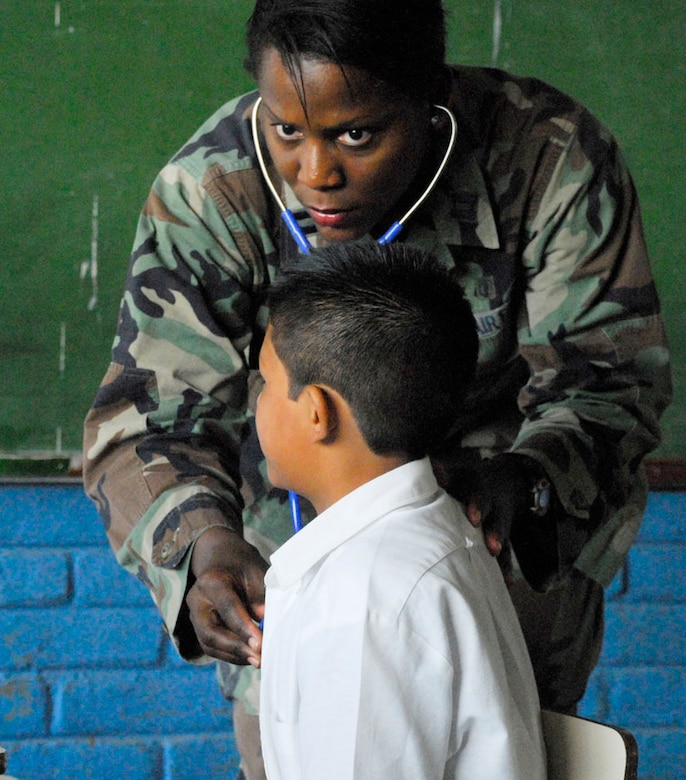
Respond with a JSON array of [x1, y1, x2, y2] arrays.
[[644, 458, 686, 491]]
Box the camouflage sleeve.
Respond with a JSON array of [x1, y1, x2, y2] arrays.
[[83, 142, 274, 658], [513, 114, 672, 580]]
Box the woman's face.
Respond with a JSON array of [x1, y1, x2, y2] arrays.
[[256, 48, 434, 243]]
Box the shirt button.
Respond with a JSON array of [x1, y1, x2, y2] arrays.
[[161, 542, 173, 559]]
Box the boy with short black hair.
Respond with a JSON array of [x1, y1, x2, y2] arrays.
[[256, 241, 546, 779]]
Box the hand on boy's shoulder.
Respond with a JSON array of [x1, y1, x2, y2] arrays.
[[433, 453, 532, 587]]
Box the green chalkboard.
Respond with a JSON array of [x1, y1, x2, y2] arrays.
[[1, 1, 683, 474]]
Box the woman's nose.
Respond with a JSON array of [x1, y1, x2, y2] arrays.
[[297, 140, 345, 190]]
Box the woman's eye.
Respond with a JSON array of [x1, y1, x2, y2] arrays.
[[338, 129, 372, 147], [274, 124, 302, 141]]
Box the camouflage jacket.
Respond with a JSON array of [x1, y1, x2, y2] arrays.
[[83, 65, 671, 660]]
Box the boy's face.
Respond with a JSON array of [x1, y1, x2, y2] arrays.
[[256, 324, 309, 495]]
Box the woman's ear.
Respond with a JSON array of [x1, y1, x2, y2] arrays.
[[303, 384, 340, 443]]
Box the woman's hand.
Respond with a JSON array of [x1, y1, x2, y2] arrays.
[[187, 527, 269, 667], [463, 455, 531, 587], [433, 451, 558, 588]]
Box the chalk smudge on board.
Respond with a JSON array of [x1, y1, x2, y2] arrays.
[[492, 0, 512, 68], [492, 0, 502, 66], [56, 322, 66, 454], [59, 322, 66, 375], [54, 2, 75, 33], [80, 194, 99, 311]]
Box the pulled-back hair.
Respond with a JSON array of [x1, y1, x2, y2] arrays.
[[245, 0, 446, 102], [267, 242, 478, 460]]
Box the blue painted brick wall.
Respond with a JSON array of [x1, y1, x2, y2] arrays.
[[0, 484, 239, 779], [577, 492, 686, 779], [1, 484, 684, 779]]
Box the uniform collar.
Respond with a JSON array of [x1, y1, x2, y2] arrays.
[[403, 141, 500, 257]]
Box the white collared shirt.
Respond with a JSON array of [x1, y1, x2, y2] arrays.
[[260, 458, 546, 779]]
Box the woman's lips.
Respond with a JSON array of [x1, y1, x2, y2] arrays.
[[307, 207, 353, 229]]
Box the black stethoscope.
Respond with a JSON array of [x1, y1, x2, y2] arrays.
[[250, 96, 458, 532]]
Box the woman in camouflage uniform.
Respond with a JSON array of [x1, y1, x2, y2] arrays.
[[84, 0, 671, 776]]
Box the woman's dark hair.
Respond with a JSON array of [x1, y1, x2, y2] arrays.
[[266, 241, 478, 460], [245, 0, 447, 102]]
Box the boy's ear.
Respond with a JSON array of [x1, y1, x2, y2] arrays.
[[303, 384, 339, 443]]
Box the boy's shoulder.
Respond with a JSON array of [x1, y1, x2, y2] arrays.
[[349, 491, 490, 613]]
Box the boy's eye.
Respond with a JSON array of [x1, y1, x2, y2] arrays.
[[338, 128, 372, 147], [274, 124, 303, 141]]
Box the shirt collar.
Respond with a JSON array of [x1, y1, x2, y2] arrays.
[[266, 458, 441, 589]]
